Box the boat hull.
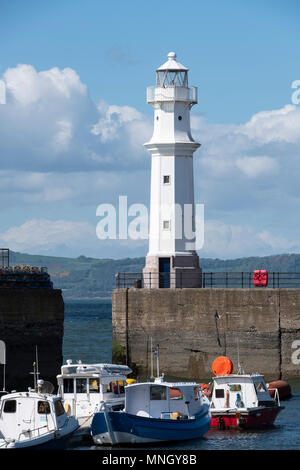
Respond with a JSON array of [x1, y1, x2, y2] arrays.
[[91, 407, 210, 445], [210, 406, 283, 429], [1, 432, 72, 450]]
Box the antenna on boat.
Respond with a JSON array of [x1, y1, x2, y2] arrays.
[[237, 338, 244, 375], [0, 340, 6, 391], [150, 337, 154, 379], [155, 344, 159, 378], [30, 345, 40, 391]]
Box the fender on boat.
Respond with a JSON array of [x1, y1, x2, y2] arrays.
[[267, 380, 291, 400]]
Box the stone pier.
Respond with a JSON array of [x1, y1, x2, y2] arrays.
[[0, 288, 64, 391], [112, 288, 300, 381]]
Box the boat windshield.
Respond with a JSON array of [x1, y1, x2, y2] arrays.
[[150, 385, 167, 401], [55, 400, 65, 417]]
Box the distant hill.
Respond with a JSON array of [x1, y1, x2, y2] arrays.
[[8, 251, 300, 299]]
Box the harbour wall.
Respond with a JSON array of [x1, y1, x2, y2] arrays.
[[0, 288, 64, 391], [112, 288, 300, 381]]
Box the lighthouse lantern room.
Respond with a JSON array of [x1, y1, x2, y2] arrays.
[[143, 52, 202, 288]]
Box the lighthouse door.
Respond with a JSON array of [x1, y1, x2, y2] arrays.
[[159, 258, 170, 288]]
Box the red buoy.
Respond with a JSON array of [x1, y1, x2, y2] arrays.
[[212, 356, 233, 376], [267, 380, 291, 400]]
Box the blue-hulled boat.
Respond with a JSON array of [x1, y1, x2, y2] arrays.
[[91, 376, 210, 445]]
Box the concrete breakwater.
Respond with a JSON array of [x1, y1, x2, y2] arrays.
[[0, 288, 64, 391], [112, 288, 300, 381]]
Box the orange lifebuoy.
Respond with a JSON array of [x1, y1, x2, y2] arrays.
[[212, 356, 233, 376]]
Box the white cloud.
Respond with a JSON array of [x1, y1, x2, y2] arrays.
[[4, 64, 86, 106], [0, 219, 95, 255], [201, 220, 300, 259], [235, 155, 279, 178], [0, 64, 150, 173], [240, 104, 300, 144]]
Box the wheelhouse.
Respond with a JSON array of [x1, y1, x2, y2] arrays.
[[124, 381, 205, 419], [210, 374, 277, 410]]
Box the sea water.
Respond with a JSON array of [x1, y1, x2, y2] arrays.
[[64, 300, 300, 450]]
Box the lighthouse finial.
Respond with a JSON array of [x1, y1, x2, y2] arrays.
[[168, 51, 176, 60]]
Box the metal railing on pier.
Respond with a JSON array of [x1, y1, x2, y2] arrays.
[[115, 271, 300, 289]]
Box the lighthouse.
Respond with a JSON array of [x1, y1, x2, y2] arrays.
[[143, 52, 202, 288]]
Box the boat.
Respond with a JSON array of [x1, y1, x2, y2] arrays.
[[0, 381, 79, 449], [90, 375, 211, 445], [208, 356, 284, 429], [56, 359, 132, 437]]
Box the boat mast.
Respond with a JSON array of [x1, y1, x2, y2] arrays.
[[30, 346, 40, 391], [237, 338, 244, 374], [150, 337, 154, 379]]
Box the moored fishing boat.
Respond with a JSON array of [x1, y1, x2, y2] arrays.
[[56, 359, 132, 437], [208, 356, 284, 429], [90, 375, 211, 445], [0, 383, 78, 449]]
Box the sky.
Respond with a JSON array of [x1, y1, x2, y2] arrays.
[[0, 0, 300, 260]]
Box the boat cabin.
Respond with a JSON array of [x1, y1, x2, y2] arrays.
[[124, 380, 205, 419], [210, 374, 277, 410], [57, 360, 132, 419], [0, 391, 67, 444]]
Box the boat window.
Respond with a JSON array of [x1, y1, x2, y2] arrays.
[[170, 388, 183, 400], [215, 388, 225, 398], [3, 400, 16, 413], [38, 401, 51, 414], [76, 378, 87, 393], [89, 378, 99, 393], [229, 384, 242, 392], [150, 385, 167, 401], [193, 387, 200, 400], [105, 383, 112, 393], [254, 382, 267, 393], [55, 400, 65, 417], [112, 381, 119, 395], [119, 381, 125, 394], [63, 378, 74, 393]]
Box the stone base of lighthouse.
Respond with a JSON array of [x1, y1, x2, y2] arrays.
[[143, 253, 202, 288]]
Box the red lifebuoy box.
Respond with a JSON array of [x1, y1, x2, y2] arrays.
[[253, 270, 268, 287]]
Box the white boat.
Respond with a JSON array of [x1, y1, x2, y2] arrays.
[[0, 384, 79, 449], [206, 357, 284, 429], [91, 375, 211, 445], [56, 359, 132, 437], [209, 373, 283, 429]]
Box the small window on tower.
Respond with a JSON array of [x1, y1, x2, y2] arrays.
[[178, 116, 182, 120], [163, 220, 170, 230], [163, 175, 170, 184]]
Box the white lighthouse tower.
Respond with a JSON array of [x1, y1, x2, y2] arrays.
[[143, 52, 202, 288]]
